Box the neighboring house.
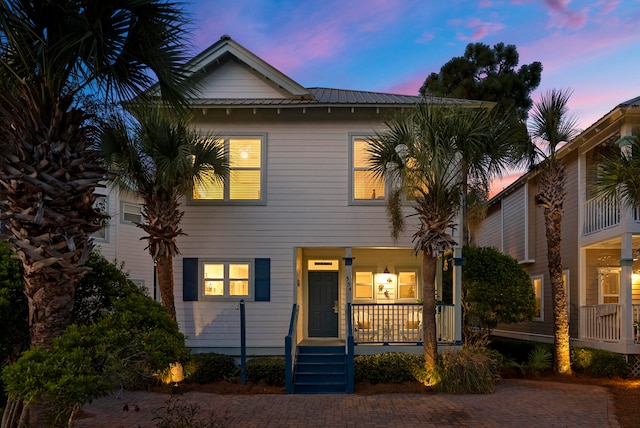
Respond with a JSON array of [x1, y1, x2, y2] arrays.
[[92, 185, 156, 297], [169, 35, 470, 363], [476, 96, 640, 366]]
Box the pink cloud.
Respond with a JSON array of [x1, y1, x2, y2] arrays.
[[449, 17, 505, 42], [542, 0, 588, 29], [384, 74, 424, 96], [416, 31, 435, 44]]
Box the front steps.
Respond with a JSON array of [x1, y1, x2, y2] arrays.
[[293, 345, 347, 394]]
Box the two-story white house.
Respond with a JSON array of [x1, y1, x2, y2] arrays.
[[476, 96, 640, 371], [156, 35, 472, 392]]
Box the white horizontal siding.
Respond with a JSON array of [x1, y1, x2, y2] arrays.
[[177, 118, 423, 350], [198, 61, 288, 99], [93, 187, 155, 296], [502, 187, 526, 261]]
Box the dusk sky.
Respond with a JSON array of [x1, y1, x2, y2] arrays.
[[185, 0, 640, 191]]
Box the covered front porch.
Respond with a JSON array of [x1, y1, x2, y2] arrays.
[[292, 246, 462, 347], [579, 232, 640, 354], [285, 246, 463, 393]]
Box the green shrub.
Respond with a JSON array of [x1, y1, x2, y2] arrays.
[[2, 293, 189, 426], [525, 347, 552, 373], [73, 251, 147, 325], [185, 353, 239, 384], [246, 357, 285, 386], [354, 352, 424, 384], [571, 347, 629, 378], [429, 346, 501, 394]]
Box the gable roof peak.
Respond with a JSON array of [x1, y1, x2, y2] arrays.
[[187, 35, 312, 99]]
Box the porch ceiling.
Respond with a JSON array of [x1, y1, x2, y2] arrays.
[[586, 236, 640, 250]]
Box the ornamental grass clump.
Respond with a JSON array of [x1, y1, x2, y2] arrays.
[[429, 346, 501, 394]]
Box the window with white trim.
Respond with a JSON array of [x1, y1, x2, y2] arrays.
[[193, 136, 264, 203], [598, 267, 620, 304], [121, 202, 143, 225], [532, 275, 543, 321], [201, 260, 253, 300], [353, 269, 375, 301], [351, 137, 385, 203], [91, 195, 109, 241], [397, 269, 418, 301]]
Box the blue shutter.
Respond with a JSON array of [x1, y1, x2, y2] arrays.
[[254, 258, 270, 301], [183, 258, 198, 301]]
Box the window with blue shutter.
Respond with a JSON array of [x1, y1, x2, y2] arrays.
[[184, 257, 270, 302]]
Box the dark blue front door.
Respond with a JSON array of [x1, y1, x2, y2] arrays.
[[308, 271, 339, 337]]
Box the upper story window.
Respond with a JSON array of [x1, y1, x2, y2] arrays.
[[121, 201, 143, 225], [192, 136, 265, 204], [351, 137, 385, 204], [91, 195, 108, 242]]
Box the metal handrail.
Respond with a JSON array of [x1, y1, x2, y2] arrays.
[[284, 304, 299, 393]]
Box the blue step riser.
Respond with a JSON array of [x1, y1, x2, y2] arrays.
[[295, 375, 345, 384], [297, 364, 344, 372], [297, 356, 345, 364], [298, 346, 344, 354], [293, 346, 348, 394]]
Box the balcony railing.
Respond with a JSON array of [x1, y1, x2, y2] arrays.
[[351, 303, 455, 345], [583, 194, 619, 235], [580, 304, 621, 342]]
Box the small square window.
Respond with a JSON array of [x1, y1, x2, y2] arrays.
[[201, 260, 252, 300], [121, 202, 143, 225]]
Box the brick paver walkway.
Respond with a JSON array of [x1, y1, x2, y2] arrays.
[[76, 379, 618, 427]]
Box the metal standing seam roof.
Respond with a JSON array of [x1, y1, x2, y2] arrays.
[[188, 87, 477, 107]]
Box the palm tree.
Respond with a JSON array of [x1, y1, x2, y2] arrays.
[[447, 106, 527, 245], [593, 130, 640, 206], [100, 105, 228, 321], [368, 103, 466, 370], [529, 89, 579, 375], [0, 0, 193, 351]]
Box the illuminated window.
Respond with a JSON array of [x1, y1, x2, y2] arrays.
[[598, 267, 620, 304], [193, 136, 264, 203], [352, 137, 385, 202], [532, 275, 543, 321], [202, 261, 252, 299], [354, 270, 374, 300], [397, 270, 418, 301]]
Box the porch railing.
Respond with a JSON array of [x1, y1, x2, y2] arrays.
[[351, 303, 455, 345], [583, 194, 619, 235], [634, 304, 640, 344], [579, 304, 621, 342], [284, 304, 299, 394]]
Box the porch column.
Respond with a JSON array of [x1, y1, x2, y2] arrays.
[[620, 233, 634, 345], [344, 248, 354, 336], [453, 247, 463, 344]]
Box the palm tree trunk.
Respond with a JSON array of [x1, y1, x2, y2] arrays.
[[24, 273, 76, 348], [537, 161, 572, 374], [422, 251, 438, 371], [156, 252, 177, 321]]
